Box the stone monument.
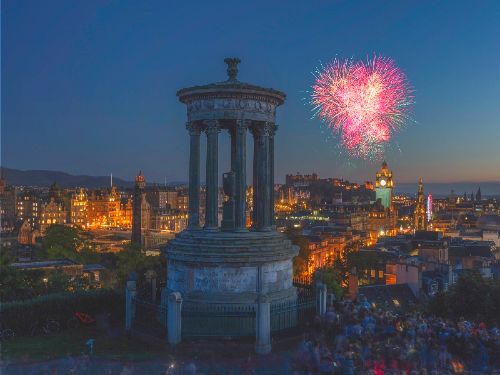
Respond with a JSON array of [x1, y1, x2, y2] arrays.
[[166, 58, 297, 326]]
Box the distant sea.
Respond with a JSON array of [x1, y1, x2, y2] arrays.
[[394, 182, 500, 198]]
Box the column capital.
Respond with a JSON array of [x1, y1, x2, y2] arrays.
[[236, 119, 252, 131], [264, 122, 277, 136], [269, 123, 278, 136], [203, 119, 220, 134], [186, 122, 201, 136], [250, 122, 275, 137]]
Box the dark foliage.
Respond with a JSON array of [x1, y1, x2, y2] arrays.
[[428, 270, 500, 325], [0, 289, 123, 336]]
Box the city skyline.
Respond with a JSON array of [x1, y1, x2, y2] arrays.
[[3, 0, 500, 185]]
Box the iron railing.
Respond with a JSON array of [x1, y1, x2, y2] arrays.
[[270, 290, 316, 333], [133, 298, 167, 338], [182, 302, 256, 337]]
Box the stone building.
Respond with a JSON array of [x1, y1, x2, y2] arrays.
[[368, 200, 397, 242], [40, 197, 68, 234], [375, 161, 393, 210], [131, 172, 151, 246], [0, 177, 16, 231], [87, 186, 121, 228], [17, 220, 39, 245], [16, 192, 40, 229], [166, 58, 298, 351], [70, 188, 88, 227], [414, 178, 427, 230], [120, 198, 133, 228]]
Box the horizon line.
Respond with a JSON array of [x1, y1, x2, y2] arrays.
[[2, 166, 500, 186]]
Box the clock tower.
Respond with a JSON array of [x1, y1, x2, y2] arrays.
[[375, 161, 393, 210]]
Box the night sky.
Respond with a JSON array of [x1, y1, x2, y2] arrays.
[[2, 0, 500, 187]]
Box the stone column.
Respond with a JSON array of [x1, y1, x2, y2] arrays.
[[234, 120, 249, 231], [316, 282, 327, 316], [252, 122, 273, 231], [187, 122, 201, 229], [125, 279, 137, 332], [204, 120, 219, 230], [167, 292, 183, 345], [160, 287, 168, 330], [269, 124, 277, 228], [255, 293, 271, 355], [252, 127, 260, 228]]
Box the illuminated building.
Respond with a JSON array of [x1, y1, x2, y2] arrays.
[[375, 161, 393, 210], [414, 178, 426, 230], [329, 211, 368, 231], [285, 172, 318, 187], [17, 220, 39, 245], [176, 193, 189, 212], [368, 203, 397, 242], [385, 261, 420, 296], [418, 240, 448, 264], [246, 185, 253, 227], [40, 198, 68, 234], [369, 161, 397, 242], [304, 236, 331, 276], [87, 186, 121, 228], [120, 198, 133, 228], [147, 188, 178, 210], [70, 188, 88, 227], [0, 177, 16, 231], [16, 192, 40, 229], [153, 209, 188, 232]]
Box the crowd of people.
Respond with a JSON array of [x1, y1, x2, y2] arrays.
[[3, 300, 500, 374], [290, 299, 500, 374]]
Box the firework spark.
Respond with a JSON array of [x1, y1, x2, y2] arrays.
[[311, 55, 413, 159]]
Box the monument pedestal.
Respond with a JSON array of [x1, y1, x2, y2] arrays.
[[167, 230, 297, 306]]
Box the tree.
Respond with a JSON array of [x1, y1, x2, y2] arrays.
[[315, 267, 344, 299], [115, 243, 163, 288], [46, 270, 71, 294], [42, 224, 96, 263], [43, 225, 84, 256], [428, 270, 500, 324], [0, 251, 25, 301], [331, 240, 369, 287]]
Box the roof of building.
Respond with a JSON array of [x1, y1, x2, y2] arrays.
[[449, 245, 493, 258], [11, 258, 81, 269], [358, 283, 417, 310], [414, 230, 442, 241], [83, 264, 106, 272], [476, 214, 500, 231]]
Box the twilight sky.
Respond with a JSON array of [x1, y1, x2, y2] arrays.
[[2, 0, 500, 186]]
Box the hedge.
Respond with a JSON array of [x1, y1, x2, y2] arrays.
[[0, 289, 124, 336]]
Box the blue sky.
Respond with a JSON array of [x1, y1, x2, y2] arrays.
[[2, 0, 500, 185]]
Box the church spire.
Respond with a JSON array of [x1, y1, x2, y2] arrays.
[[476, 187, 482, 202], [414, 178, 426, 231]]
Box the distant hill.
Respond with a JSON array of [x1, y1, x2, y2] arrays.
[[395, 181, 500, 197], [0, 167, 133, 189]]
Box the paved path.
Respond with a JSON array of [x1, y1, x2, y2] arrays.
[[1, 353, 293, 375]]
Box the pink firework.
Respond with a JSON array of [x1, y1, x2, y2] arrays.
[[311, 55, 413, 159]]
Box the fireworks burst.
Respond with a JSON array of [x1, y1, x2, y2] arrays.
[[311, 55, 414, 160]]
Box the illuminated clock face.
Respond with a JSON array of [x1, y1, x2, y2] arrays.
[[380, 179, 387, 187]]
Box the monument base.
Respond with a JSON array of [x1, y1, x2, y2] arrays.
[[166, 230, 298, 306]]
